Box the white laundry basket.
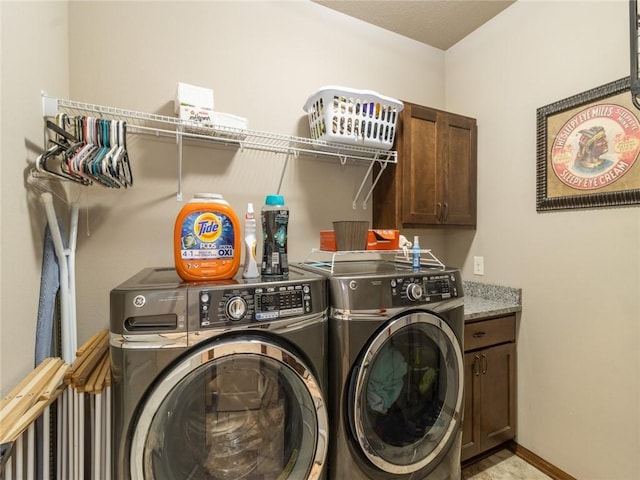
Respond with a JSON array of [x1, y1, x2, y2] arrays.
[[303, 86, 404, 150]]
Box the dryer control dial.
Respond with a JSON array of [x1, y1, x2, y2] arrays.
[[406, 282, 424, 301], [225, 296, 247, 321]]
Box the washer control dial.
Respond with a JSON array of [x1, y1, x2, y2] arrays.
[[225, 296, 247, 321], [406, 282, 424, 301]]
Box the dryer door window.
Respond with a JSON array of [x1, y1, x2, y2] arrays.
[[349, 311, 463, 475], [130, 335, 328, 480]]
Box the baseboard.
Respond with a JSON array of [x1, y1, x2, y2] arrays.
[[461, 445, 504, 470], [507, 441, 576, 480]]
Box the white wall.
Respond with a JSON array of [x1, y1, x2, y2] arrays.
[[0, 1, 445, 390], [64, 0, 446, 343], [3, 2, 638, 479], [446, 1, 640, 479], [0, 1, 69, 393]]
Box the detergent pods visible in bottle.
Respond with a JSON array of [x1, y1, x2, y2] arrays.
[[261, 194, 289, 278], [174, 193, 241, 281], [242, 203, 260, 279]]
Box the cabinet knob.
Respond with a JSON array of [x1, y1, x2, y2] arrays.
[[473, 355, 481, 376], [437, 202, 443, 222], [472, 331, 487, 338], [481, 353, 488, 375], [443, 202, 449, 221]]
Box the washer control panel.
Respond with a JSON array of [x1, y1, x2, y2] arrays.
[[390, 272, 459, 306], [193, 283, 313, 327]]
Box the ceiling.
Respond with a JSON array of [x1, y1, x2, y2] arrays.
[[313, 0, 516, 51]]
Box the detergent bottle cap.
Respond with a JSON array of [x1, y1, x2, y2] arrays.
[[265, 194, 285, 206]]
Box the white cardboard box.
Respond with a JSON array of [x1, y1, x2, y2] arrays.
[[178, 105, 215, 124], [178, 106, 248, 131], [210, 111, 248, 130], [174, 82, 214, 113]]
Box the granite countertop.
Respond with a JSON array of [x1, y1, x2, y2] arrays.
[[463, 281, 522, 321]]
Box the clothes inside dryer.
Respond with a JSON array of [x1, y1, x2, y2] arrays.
[[297, 254, 463, 479], [140, 351, 318, 480], [352, 318, 462, 469]]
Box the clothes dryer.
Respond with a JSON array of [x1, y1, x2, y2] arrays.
[[110, 266, 328, 480], [298, 257, 464, 480]]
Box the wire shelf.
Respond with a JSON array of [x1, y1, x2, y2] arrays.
[[41, 93, 397, 205], [302, 248, 445, 274], [46, 96, 399, 161]]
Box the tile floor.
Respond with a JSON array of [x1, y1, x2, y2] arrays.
[[462, 449, 552, 480]]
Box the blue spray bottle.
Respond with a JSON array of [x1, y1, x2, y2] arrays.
[[412, 235, 421, 271]]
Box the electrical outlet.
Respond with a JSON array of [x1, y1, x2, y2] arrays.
[[473, 256, 484, 276]]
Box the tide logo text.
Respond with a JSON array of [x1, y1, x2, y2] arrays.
[[194, 213, 223, 243], [197, 220, 219, 236]]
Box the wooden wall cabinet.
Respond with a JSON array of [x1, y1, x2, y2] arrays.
[[462, 314, 516, 461], [372, 102, 477, 228]]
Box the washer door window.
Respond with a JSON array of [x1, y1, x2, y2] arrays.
[[130, 336, 328, 479], [350, 311, 463, 475]]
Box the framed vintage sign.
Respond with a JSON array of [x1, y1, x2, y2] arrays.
[[536, 77, 640, 211]]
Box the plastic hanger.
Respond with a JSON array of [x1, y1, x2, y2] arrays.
[[36, 144, 91, 185], [39, 114, 133, 188], [112, 120, 133, 187]]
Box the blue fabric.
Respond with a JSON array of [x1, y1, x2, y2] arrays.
[[367, 343, 408, 414], [35, 225, 61, 366], [35, 221, 66, 480]]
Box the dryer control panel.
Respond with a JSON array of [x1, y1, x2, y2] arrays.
[[390, 273, 460, 306], [192, 283, 314, 327]]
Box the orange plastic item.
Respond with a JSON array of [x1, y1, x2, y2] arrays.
[[320, 229, 400, 251], [174, 193, 241, 281]]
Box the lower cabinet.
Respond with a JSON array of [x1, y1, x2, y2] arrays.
[[462, 314, 517, 461]]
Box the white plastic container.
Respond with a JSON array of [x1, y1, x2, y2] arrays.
[[303, 86, 404, 150], [242, 203, 260, 278]]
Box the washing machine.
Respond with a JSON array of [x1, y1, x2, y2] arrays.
[[109, 266, 329, 480], [298, 255, 464, 480]]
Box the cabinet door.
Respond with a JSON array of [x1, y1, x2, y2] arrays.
[[371, 102, 477, 229], [441, 113, 477, 226], [461, 352, 482, 461], [400, 104, 442, 225], [480, 342, 516, 451]]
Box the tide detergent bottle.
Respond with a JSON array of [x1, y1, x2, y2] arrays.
[[174, 193, 241, 281]]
